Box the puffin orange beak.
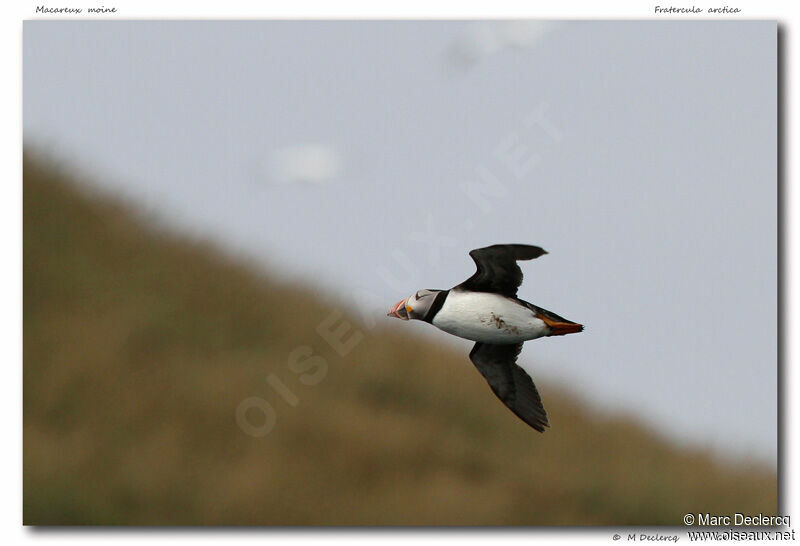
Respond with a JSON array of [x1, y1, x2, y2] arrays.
[[387, 298, 409, 320]]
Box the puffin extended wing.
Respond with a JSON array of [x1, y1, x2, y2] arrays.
[[456, 244, 547, 298], [469, 342, 549, 432]]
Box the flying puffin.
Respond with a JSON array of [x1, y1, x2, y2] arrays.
[[387, 244, 582, 432]]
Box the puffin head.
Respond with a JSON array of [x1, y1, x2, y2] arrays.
[[387, 289, 441, 321]]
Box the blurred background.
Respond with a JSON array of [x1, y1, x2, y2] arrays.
[[23, 20, 777, 525]]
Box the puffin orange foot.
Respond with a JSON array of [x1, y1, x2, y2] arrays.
[[538, 314, 584, 336]]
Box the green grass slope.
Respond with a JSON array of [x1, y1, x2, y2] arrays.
[[23, 156, 777, 525]]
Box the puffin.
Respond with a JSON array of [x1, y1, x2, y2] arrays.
[[387, 244, 582, 432]]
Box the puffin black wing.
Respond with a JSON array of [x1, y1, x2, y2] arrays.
[[468, 342, 550, 432], [456, 244, 547, 297]]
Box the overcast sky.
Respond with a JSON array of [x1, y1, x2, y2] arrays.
[[23, 20, 777, 465]]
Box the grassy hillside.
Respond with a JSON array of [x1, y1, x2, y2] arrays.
[[23, 155, 777, 525]]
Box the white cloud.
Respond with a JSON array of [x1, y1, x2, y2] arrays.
[[263, 144, 343, 185], [447, 21, 557, 69]]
